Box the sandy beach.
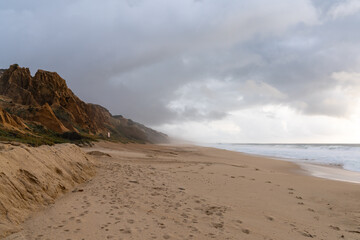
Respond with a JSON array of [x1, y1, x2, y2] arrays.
[[4, 142, 360, 240]]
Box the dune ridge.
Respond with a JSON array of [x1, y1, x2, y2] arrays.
[[0, 143, 95, 238]]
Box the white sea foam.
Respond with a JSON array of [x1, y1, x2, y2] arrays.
[[206, 143, 360, 173]]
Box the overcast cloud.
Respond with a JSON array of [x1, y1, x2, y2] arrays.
[[1, 0, 360, 142]]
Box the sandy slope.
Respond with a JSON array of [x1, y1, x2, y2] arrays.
[[4, 142, 360, 240], [0, 143, 95, 238]]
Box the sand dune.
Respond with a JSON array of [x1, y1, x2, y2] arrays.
[[0, 143, 95, 238], [3, 142, 360, 239]]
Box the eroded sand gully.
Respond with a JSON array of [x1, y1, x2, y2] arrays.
[[5, 142, 360, 240]]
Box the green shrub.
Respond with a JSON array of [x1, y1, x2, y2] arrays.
[[60, 131, 83, 140]]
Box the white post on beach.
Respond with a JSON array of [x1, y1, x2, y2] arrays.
[[107, 132, 111, 138]]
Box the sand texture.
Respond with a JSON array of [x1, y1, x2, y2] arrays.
[[0, 143, 95, 238], [3, 142, 360, 240]]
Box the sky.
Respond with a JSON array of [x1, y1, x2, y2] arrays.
[[1, 0, 360, 143]]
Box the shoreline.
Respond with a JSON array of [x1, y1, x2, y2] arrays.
[[298, 162, 360, 184], [202, 144, 360, 184], [4, 142, 360, 240]]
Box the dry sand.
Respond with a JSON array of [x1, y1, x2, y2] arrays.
[[0, 143, 95, 238], [3, 142, 360, 240]]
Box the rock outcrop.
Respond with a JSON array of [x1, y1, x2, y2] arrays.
[[0, 107, 28, 130], [0, 64, 168, 144], [31, 103, 69, 133]]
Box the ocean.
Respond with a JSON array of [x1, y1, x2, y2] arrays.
[[206, 143, 360, 173]]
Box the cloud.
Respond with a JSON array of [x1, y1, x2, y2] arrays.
[[332, 71, 360, 86], [160, 104, 360, 143], [284, 71, 360, 118], [1, 0, 360, 142], [328, 0, 360, 19], [0, 0, 321, 125]]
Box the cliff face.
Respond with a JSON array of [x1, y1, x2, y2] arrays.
[[0, 69, 5, 78], [0, 64, 168, 144], [0, 107, 28, 130], [0, 65, 74, 106], [0, 65, 102, 134]]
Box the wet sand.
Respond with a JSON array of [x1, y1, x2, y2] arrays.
[[298, 162, 360, 184], [5, 142, 360, 240]]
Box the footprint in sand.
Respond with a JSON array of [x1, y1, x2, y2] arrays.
[[329, 225, 340, 231], [158, 222, 166, 229], [119, 228, 132, 234], [212, 222, 224, 229], [298, 230, 315, 238]]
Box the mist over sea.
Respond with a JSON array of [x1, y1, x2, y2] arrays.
[[206, 143, 360, 173]]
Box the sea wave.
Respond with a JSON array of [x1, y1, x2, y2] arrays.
[[206, 143, 360, 173]]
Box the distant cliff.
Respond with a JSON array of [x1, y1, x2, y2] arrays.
[[0, 64, 168, 145]]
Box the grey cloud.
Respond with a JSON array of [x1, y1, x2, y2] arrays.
[[1, 0, 359, 127]]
